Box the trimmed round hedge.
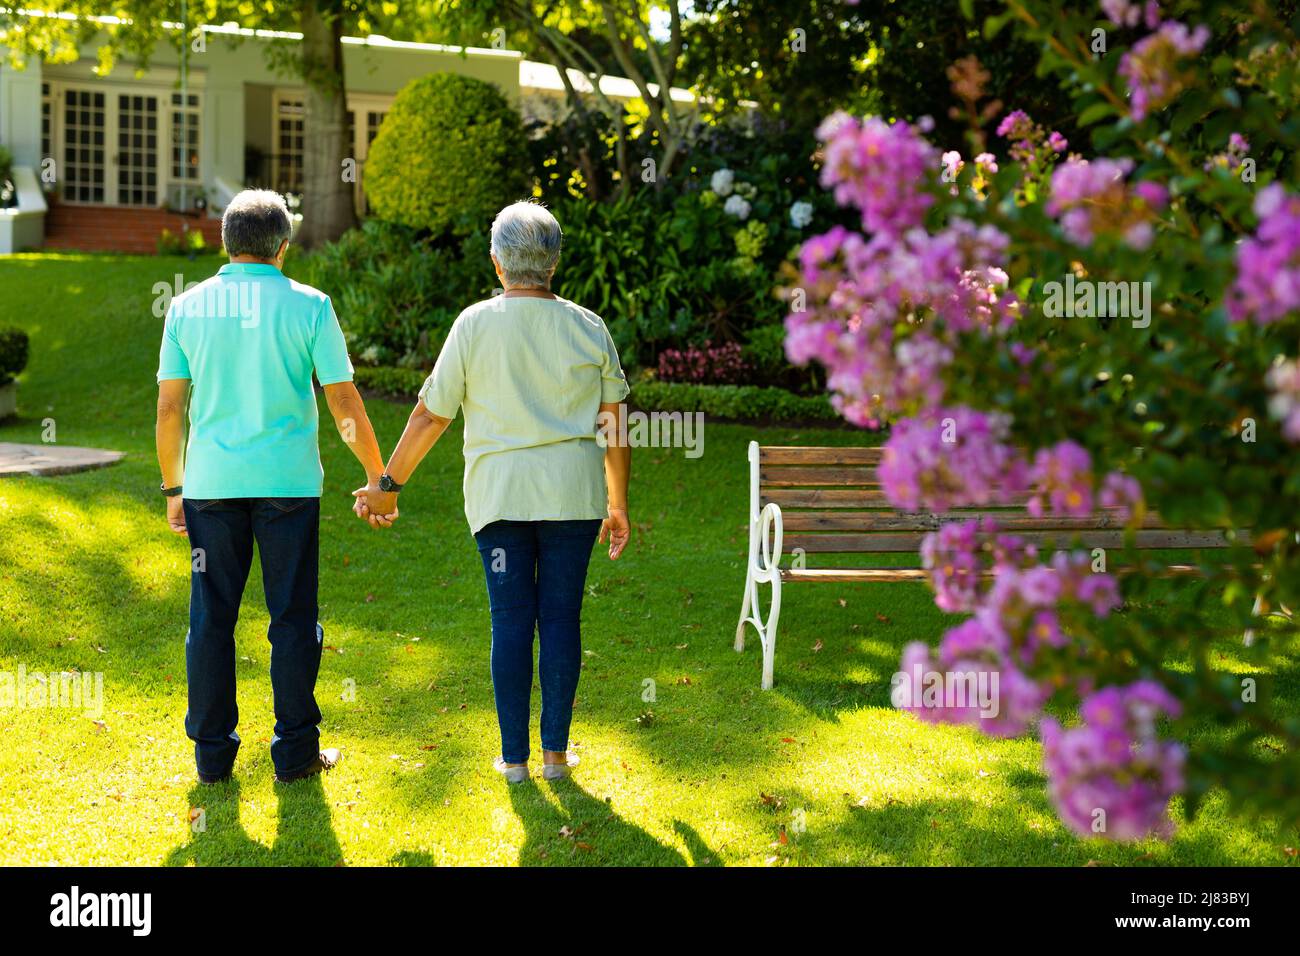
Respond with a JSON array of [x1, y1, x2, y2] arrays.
[[365, 73, 531, 236]]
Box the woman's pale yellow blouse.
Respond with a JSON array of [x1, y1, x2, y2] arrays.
[[418, 296, 630, 534]]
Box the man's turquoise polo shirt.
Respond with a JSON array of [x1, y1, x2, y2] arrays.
[[156, 262, 354, 499]]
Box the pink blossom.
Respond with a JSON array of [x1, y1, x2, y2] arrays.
[[1028, 440, 1094, 517], [1266, 359, 1300, 442], [878, 407, 1028, 512], [1099, 471, 1144, 521], [1041, 681, 1185, 840], [816, 112, 938, 235], [1226, 184, 1300, 325], [1118, 21, 1210, 120]]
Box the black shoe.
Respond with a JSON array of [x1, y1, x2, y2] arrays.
[[198, 770, 232, 785], [275, 748, 341, 784]]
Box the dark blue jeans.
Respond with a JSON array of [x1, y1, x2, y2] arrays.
[[183, 497, 324, 778], [474, 519, 603, 764]]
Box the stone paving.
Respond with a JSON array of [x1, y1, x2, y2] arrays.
[[0, 442, 125, 477]]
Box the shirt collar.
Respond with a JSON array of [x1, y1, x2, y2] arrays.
[[217, 263, 283, 277]]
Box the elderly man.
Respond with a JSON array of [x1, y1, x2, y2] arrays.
[[155, 189, 387, 784]]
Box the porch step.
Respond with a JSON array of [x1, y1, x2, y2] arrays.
[[43, 204, 223, 254]]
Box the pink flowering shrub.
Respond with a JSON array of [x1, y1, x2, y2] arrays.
[[787, 0, 1300, 839]]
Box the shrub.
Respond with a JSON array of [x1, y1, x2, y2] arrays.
[[0, 327, 30, 385], [629, 381, 837, 423], [156, 228, 207, 256], [291, 219, 495, 367], [788, 0, 1300, 837], [365, 73, 531, 237], [352, 365, 427, 397]]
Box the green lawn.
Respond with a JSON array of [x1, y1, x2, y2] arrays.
[[0, 251, 1295, 866]]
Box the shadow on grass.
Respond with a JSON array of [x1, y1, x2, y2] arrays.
[[506, 778, 696, 866], [165, 776, 343, 867]]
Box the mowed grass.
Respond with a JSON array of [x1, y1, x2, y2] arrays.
[[0, 252, 1295, 867]]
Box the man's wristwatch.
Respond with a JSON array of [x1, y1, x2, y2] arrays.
[[160, 483, 183, 497], [378, 474, 403, 493]]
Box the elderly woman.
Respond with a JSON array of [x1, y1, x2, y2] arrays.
[[356, 201, 631, 783]]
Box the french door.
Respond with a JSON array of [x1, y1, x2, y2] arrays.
[[59, 87, 163, 206]]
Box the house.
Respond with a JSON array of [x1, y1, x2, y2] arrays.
[[0, 17, 695, 254]]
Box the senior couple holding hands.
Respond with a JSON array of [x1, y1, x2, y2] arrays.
[[156, 190, 631, 786]]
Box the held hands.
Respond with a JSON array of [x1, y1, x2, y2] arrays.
[[599, 507, 630, 560], [352, 482, 399, 529]]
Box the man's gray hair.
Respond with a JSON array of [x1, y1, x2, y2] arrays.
[[490, 201, 562, 288], [222, 189, 292, 259]]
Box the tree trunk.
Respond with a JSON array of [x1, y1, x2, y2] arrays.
[[296, 2, 356, 248]]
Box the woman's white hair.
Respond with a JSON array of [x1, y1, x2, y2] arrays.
[[490, 201, 562, 289]]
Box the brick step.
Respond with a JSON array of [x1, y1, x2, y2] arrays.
[[43, 204, 223, 253]]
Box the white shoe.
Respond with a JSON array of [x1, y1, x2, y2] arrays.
[[493, 757, 529, 784], [542, 752, 579, 781]]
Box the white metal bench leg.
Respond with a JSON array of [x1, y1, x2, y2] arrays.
[[735, 564, 752, 652], [1243, 592, 1264, 647], [737, 440, 785, 688], [759, 575, 782, 690]]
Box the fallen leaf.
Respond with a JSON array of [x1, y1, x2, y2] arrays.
[[812, 640, 824, 653]]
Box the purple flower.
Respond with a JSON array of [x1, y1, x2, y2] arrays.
[[1028, 440, 1094, 517], [1041, 681, 1185, 840], [1226, 184, 1300, 325], [878, 407, 1028, 512], [894, 619, 1048, 737], [1101, 0, 1162, 29], [1099, 471, 1144, 521], [817, 112, 938, 235], [1047, 158, 1168, 250], [1118, 21, 1210, 120]]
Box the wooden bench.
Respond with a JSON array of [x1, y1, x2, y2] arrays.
[[734, 441, 1246, 689]]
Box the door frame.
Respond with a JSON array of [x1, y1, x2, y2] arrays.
[[44, 77, 202, 208]]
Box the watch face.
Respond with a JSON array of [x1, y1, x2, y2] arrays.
[[380, 476, 396, 492]]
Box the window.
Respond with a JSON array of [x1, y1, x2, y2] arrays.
[[274, 97, 304, 194], [115, 93, 159, 206], [170, 92, 200, 184], [62, 89, 106, 203], [366, 110, 386, 146], [41, 82, 51, 161]]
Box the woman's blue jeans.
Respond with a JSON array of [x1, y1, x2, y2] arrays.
[[474, 519, 602, 764]]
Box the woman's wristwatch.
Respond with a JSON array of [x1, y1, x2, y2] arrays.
[[378, 474, 403, 493], [160, 483, 183, 497]]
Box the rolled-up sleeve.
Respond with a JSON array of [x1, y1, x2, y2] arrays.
[[312, 297, 354, 386], [419, 319, 467, 419], [157, 306, 191, 382], [599, 324, 630, 403]]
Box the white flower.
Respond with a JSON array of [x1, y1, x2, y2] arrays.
[[723, 195, 751, 220], [360, 345, 381, 364], [710, 168, 735, 196], [789, 201, 814, 229]]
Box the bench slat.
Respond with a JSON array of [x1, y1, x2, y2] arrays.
[[782, 530, 1233, 553], [765, 489, 1037, 508], [779, 564, 1208, 582], [760, 465, 879, 487], [780, 510, 1166, 532], [781, 568, 929, 582], [760, 446, 883, 465]]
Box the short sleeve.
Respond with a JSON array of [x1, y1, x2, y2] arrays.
[[312, 297, 355, 386], [157, 306, 191, 382], [418, 319, 466, 419], [599, 323, 630, 403]]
